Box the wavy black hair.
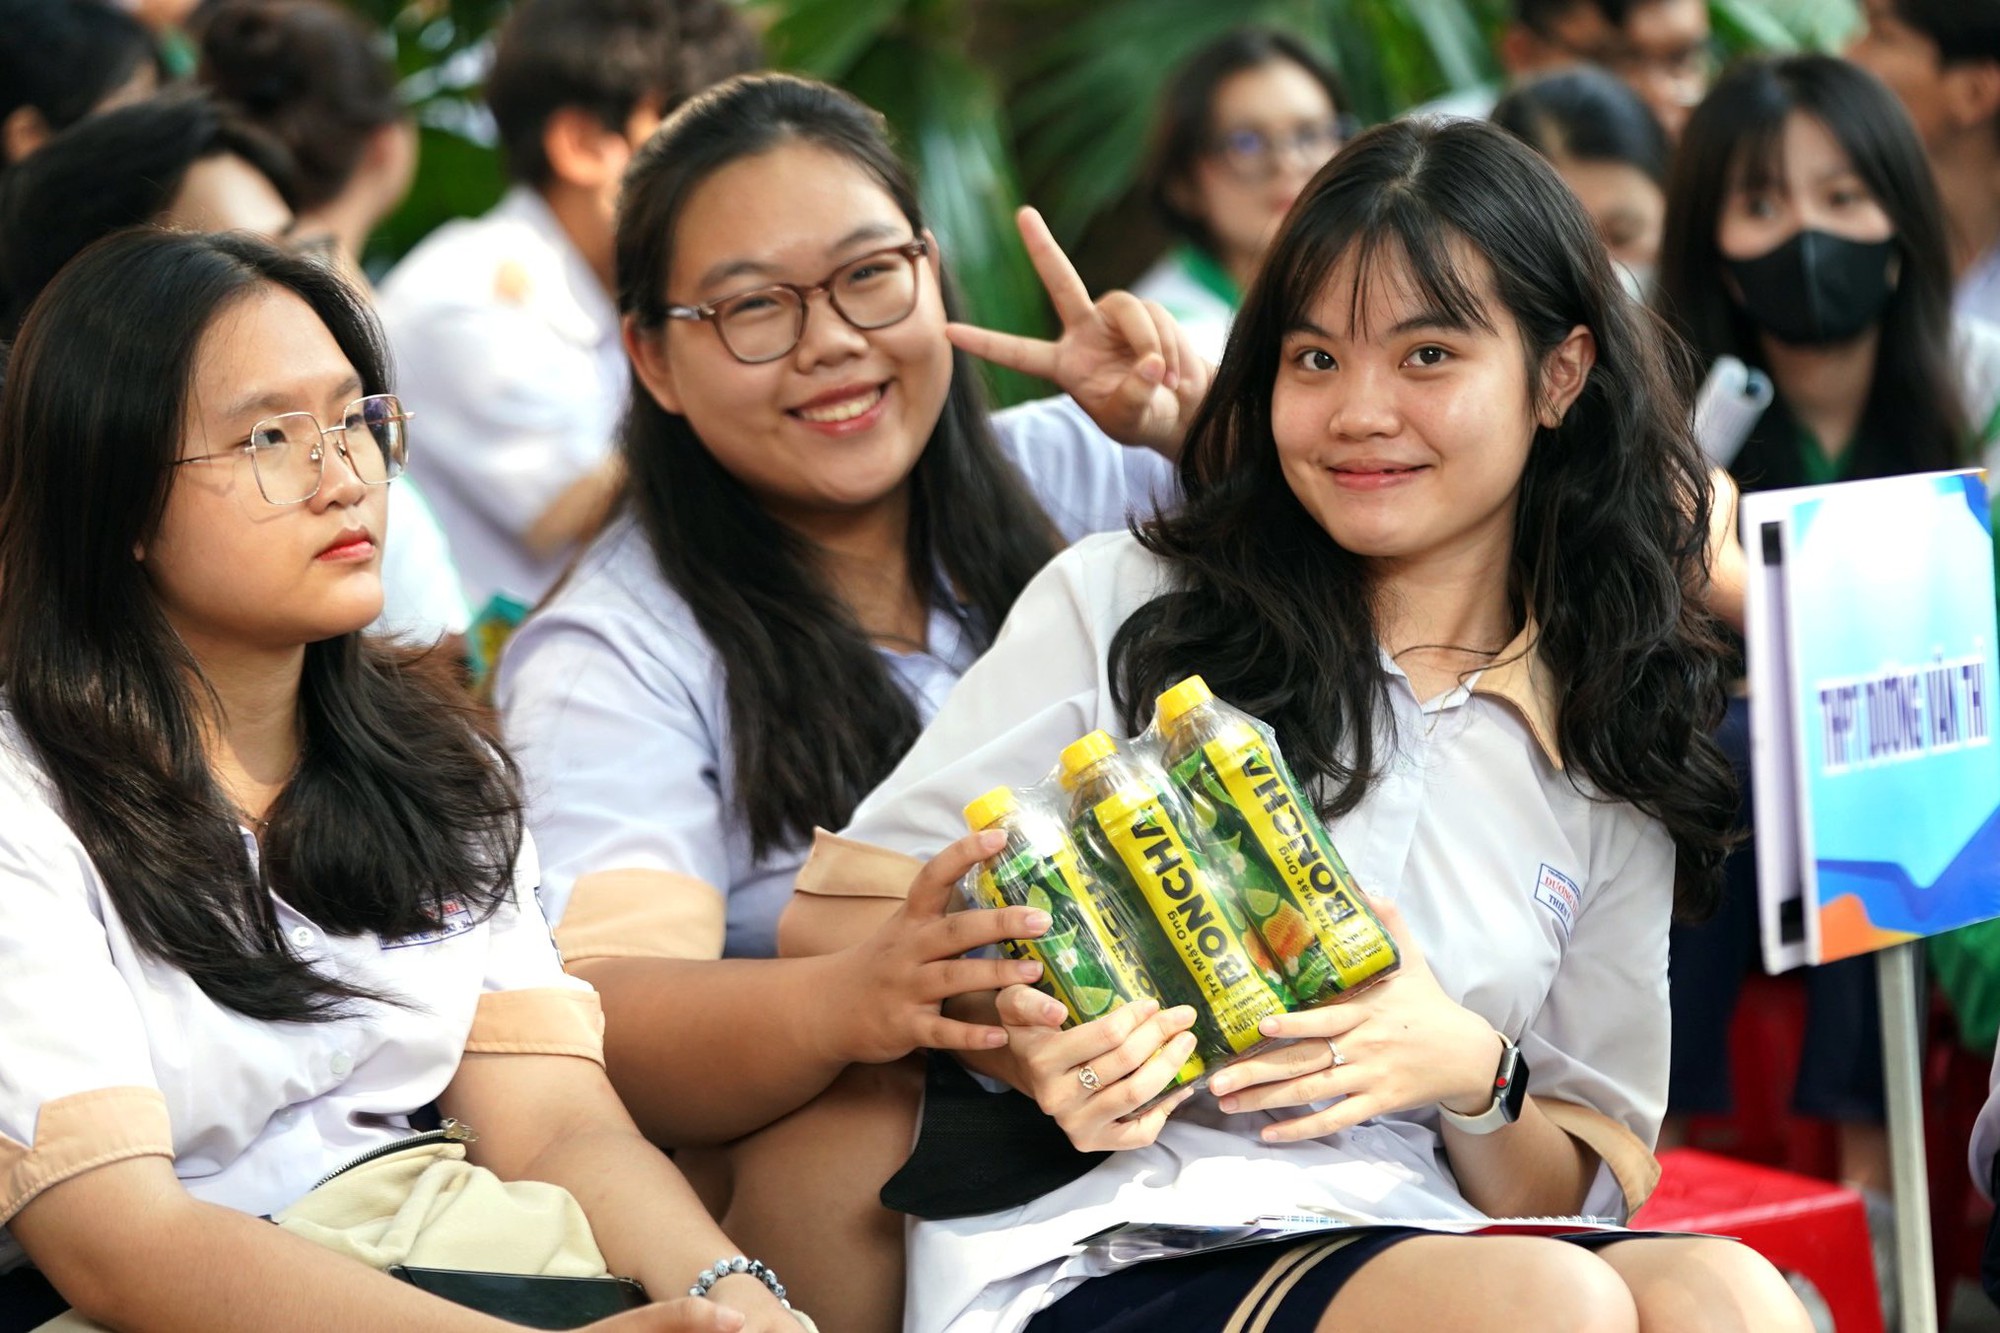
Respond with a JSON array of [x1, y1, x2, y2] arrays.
[[1656, 55, 1965, 488], [0, 229, 523, 1021], [616, 72, 1062, 858], [1110, 116, 1735, 919]]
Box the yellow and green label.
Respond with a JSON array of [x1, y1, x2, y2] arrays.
[[1094, 787, 1292, 1055], [1201, 732, 1399, 993]]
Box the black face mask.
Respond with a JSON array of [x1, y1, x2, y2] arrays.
[[1724, 229, 1898, 347]]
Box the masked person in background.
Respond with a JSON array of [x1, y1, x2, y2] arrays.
[[1654, 54, 2000, 1320]]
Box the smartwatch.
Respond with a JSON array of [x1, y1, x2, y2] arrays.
[[1438, 1036, 1529, 1135]]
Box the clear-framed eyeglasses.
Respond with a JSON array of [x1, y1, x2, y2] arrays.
[[665, 238, 930, 365], [1207, 119, 1347, 183], [171, 393, 410, 506]]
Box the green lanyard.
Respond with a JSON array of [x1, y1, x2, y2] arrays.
[[1175, 244, 1241, 310], [1793, 422, 1850, 487]]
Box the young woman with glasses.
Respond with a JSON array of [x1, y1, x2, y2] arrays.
[[493, 71, 1209, 1332], [1131, 27, 1348, 362], [0, 229, 803, 1332]]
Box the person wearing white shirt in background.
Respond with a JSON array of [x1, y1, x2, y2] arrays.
[[786, 117, 1810, 1333], [1130, 28, 1347, 364], [197, 0, 471, 648], [496, 72, 1204, 1333], [0, 229, 799, 1333], [376, 0, 759, 615]]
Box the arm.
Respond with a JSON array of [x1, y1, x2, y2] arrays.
[[572, 835, 1042, 1148], [525, 456, 627, 558], [388, 300, 619, 552], [12, 1160, 522, 1333], [439, 1052, 795, 1329], [1705, 466, 1746, 633]]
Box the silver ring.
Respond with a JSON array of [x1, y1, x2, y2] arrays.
[[1077, 1065, 1103, 1092], [1326, 1038, 1348, 1068]]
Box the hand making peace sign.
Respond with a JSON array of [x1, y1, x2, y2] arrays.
[[946, 208, 1214, 460]]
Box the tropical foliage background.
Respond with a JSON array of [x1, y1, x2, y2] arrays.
[[350, 0, 1860, 402]]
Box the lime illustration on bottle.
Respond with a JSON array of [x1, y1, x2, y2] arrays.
[[1156, 676, 1400, 1002], [964, 787, 1205, 1087], [1060, 732, 1293, 1062]]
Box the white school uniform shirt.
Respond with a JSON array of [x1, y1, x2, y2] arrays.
[[833, 533, 1675, 1333], [1129, 247, 1236, 366], [372, 477, 474, 644], [495, 397, 1176, 961], [376, 185, 628, 611], [0, 710, 602, 1275]]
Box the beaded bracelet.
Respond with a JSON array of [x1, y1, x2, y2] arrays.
[[689, 1255, 792, 1308]]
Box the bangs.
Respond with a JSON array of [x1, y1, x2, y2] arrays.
[[1720, 70, 1803, 197], [1276, 188, 1497, 340]]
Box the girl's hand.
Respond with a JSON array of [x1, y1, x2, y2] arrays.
[[585, 1298, 747, 1330], [997, 984, 1200, 1152], [945, 207, 1213, 458], [585, 1285, 800, 1332], [831, 829, 1053, 1066], [1206, 900, 1503, 1144]]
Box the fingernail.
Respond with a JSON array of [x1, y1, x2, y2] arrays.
[[1168, 1006, 1198, 1028], [1016, 960, 1043, 980], [986, 1028, 1008, 1047], [1258, 1016, 1282, 1036], [716, 1310, 746, 1332], [1137, 998, 1161, 1019], [1261, 1126, 1282, 1142], [1217, 1094, 1238, 1112], [1164, 368, 1181, 390], [1172, 1031, 1197, 1054], [1022, 910, 1052, 933], [1044, 1002, 1067, 1023], [1138, 358, 1163, 383], [976, 829, 1007, 851], [1210, 1074, 1232, 1096]]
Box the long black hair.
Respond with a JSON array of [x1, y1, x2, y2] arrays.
[[0, 229, 523, 1022], [1656, 55, 1965, 486], [1109, 116, 1735, 918], [616, 73, 1062, 858]]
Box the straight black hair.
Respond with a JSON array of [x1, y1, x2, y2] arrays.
[[1110, 116, 1736, 919], [1492, 65, 1671, 187], [0, 0, 161, 151], [0, 88, 297, 336], [1889, 0, 2000, 67], [1145, 27, 1347, 257], [0, 229, 523, 1022], [196, 0, 402, 212], [616, 72, 1063, 858], [1657, 55, 1966, 485], [486, 0, 760, 189]]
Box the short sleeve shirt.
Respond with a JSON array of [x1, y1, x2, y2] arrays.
[[836, 533, 1675, 1333], [495, 400, 1177, 959], [0, 711, 595, 1272], [376, 187, 627, 611]]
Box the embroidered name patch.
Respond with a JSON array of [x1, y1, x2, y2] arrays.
[[383, 897, 477, 950], [1532, 864, 1581, 939]]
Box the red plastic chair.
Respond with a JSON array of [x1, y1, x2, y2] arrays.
[[1632, 1148, 1882, 1333]]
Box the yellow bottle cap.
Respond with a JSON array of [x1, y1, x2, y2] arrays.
[[963, 786, 1018, 832], [1058, 730, 1119, 786], [1155, 675, 1214, 728]]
